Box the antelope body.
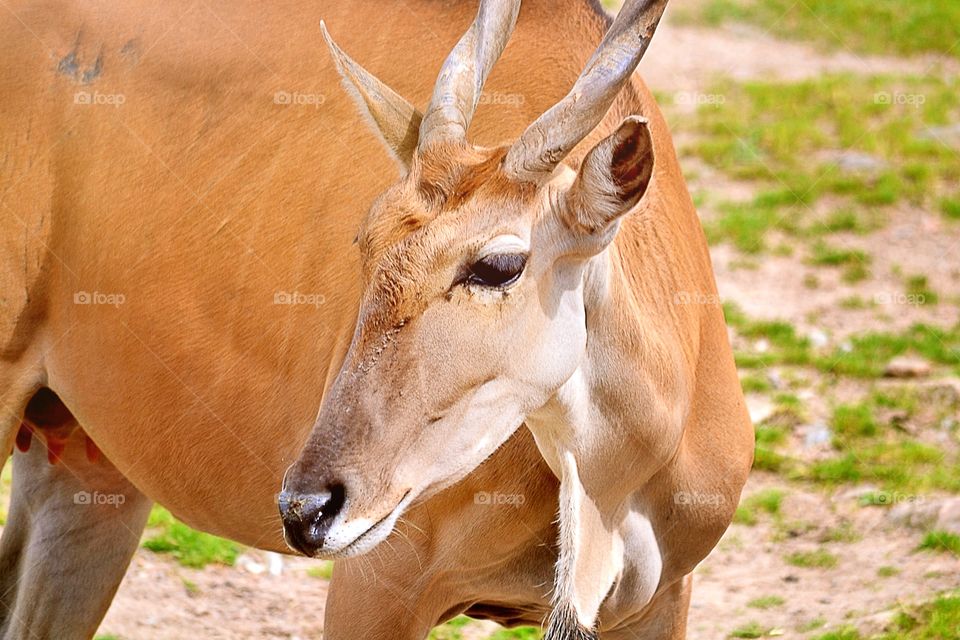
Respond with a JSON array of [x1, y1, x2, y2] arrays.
[[0, 0, 753, 637]]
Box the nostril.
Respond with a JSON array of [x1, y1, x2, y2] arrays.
[[278, 483, 347, 556]]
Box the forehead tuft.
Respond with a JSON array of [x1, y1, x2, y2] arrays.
[[358, 144, 534, 261]]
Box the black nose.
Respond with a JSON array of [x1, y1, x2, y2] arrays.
[[278, 484, 346, 556]]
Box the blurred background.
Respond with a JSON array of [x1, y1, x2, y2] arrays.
[[5, 1, 957, 638]]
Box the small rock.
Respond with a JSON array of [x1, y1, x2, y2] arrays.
[[808, 329, 829, 349], [935, 498, 960, 535], [755, 338, 770, 353], [918, 124, 960, 145], [237, 554, 266, 575], [830, 151, 886, 173], [888, 499, 940, 530], [804, 423, 832, 449], [884, 356, 931, 379], [767, 370, 785, 390], [836, 485, 881, 502], [747, 396, 776, 425], [921, 379, 960, 408], [267, 551, 285, 576]]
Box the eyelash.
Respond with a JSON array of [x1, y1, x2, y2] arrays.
[[462, 253, 527, 289]]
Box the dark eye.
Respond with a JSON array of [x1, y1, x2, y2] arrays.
[[465, 253, 527, 288]]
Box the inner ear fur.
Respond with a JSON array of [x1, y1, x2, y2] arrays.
[[564, 116, 655, 236]]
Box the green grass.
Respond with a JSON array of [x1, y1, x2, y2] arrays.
[[142, 506, 241, 569], [725, 305, 960, 491], [683, 73, 960, 255], [307, 561, 335, 580], [832, 403, 878, 439], [430, 617, 543, 640], [747, 595, 786, 610], [918, 531, 960, 557], [905, 275, 939, 305], [821, 521, 861, 543], [730, 622, 774, 638], [798, 617, 827, 633], [941, 197, 960, 220], [785, 548, 838, 569], [741, 372, 773, 393], [726, 300, 960, 377], [734, 488, 785, 525], [811, 592, 960, 639], [814, 628, 861, 640], [676, 0, 960, 59], [488, 628, 544, 639], [877, 566, 901, 578]]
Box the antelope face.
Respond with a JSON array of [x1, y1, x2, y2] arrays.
[[280, 0, 663, 558]]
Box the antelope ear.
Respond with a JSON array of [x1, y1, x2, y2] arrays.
[[564, 116, 655, 242], [321, 21, 423, 171]]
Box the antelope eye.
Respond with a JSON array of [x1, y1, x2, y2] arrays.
[[465, 253, 527, 288]]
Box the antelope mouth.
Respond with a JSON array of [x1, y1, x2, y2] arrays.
[[321, 489, 414, 559]]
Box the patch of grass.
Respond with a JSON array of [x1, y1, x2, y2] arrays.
[[488, 628, 544, 639], [809, 242, 869, 268], [798, 617, 827, 633], [832, 403, 877, 439], [882, 592, 960, 639], [735, 488, 785, 525], [677, 0, 960, 59], [918, 531, 960, 557], [877, 566, 900, 578], [181, 577, 200, 596], [905, 275, 939, 305], [725, 303, 813, 368], [429, 616, 471, 640], [840, 296, 871, 310], [741, 373, 773, 393], [858, 491, 898, 507], [142, 506, 240, 569], [307, 561, 334, 580], [814, 628, 861, 640], [941, 197, 960, 221], [785, 548, 838, 569], [678, 73, 960, 255], [815, 325, 960, 378], [808, 242, 872, 282], [730, 622, 773, 639], [747, 595, 786, 610], [807, 441, 954, 493], [821, 521, 862, 543]]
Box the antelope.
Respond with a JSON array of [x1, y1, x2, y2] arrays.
[[0, 0, 752, 637]]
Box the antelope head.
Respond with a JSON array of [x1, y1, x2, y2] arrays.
[[281, 2, 670, 625]]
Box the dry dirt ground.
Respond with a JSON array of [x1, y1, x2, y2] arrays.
[[3, 7, 958, 640]]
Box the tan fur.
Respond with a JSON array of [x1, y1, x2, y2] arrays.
[[0, 0, 752, 637]]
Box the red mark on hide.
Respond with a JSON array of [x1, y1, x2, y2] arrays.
[[46, 436, 67, 465], [15, 423, 33, 452], [85, 436, 101, 464]]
